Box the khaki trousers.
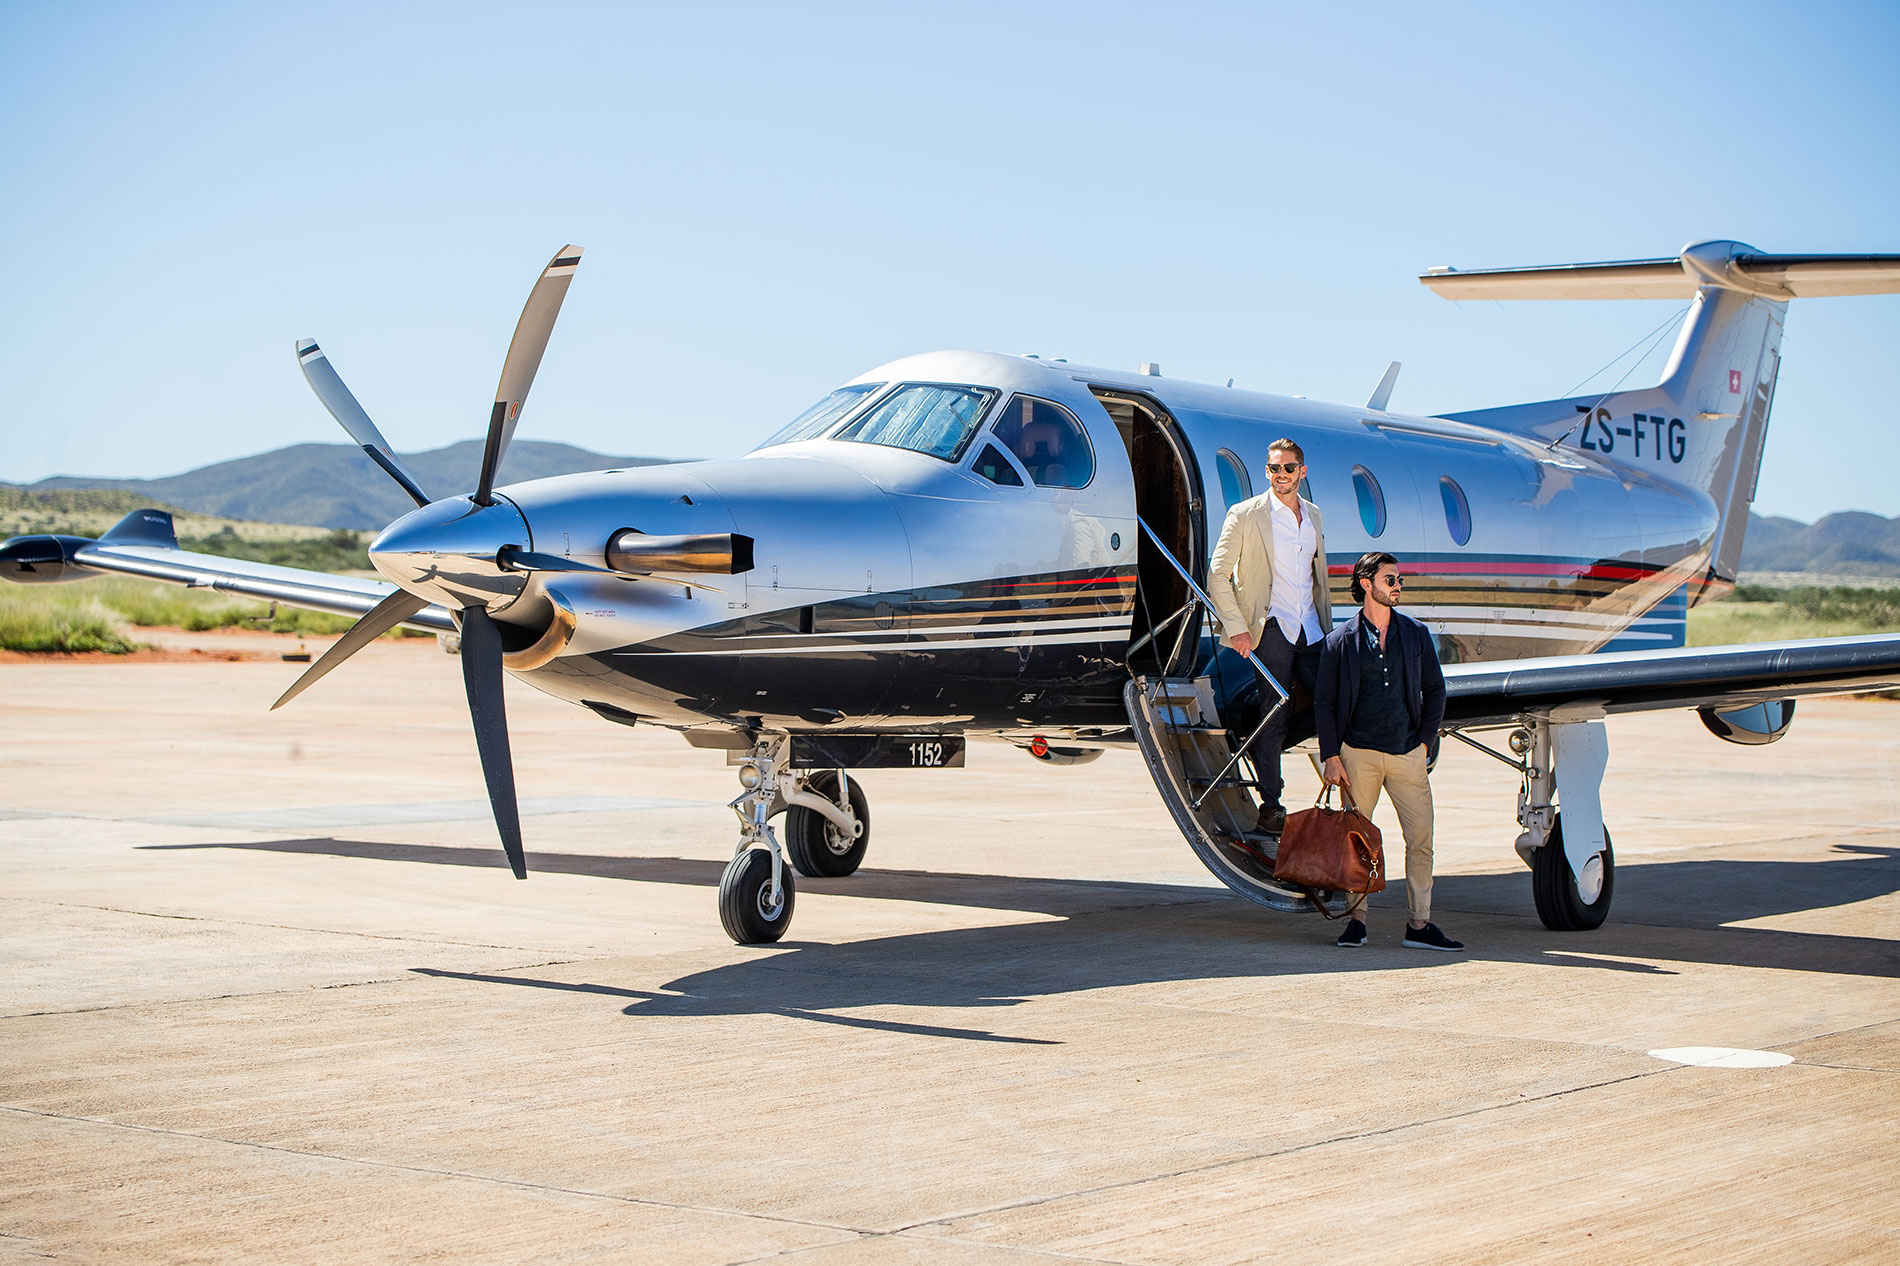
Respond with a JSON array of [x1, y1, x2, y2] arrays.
[[1340, 743, 1434, 926]]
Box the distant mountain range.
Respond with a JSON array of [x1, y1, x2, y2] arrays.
[[1740, 511, 1900, 578], [11, 442, 1900, 578], [22, 441, 671, 530]]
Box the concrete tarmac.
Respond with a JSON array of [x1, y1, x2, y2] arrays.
[[3, 635, 1898, 1263]]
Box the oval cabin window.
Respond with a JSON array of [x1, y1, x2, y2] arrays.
[[1352, 466, 1386, 537], [1216, 449, 1252, 507], [1440, 476, 1472, 546]]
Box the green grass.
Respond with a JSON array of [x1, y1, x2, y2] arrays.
[[91, 579, 363, 635], [0, 574, 425, 651], [1688, 584, 1900, 647], [0, 592, 144, 653]]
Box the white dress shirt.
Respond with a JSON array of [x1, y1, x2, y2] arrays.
[[1267, 494, 1323, 644]]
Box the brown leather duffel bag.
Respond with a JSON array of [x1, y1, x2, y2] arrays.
[[1273, 787, 1385, 916]]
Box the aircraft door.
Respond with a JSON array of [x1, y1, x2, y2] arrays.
[[1089, 389, 1204, 676]]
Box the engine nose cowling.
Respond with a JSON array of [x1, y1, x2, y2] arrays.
[[369, 495, 532, 612]]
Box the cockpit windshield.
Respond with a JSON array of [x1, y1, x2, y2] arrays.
[[833, 383, 997, 462], [754, 382, 885, 450]]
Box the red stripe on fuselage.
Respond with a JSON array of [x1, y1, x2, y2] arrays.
[[1325, 561, 1661, 582]]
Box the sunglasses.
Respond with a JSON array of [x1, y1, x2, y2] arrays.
[[1265, 462, 1304, 474], [1376, 575, 1404, 587]]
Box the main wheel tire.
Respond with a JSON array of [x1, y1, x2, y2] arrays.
[[718, 848, 796, 944], [1532, 814, 1614, 931], [785, 771, 869, 878]]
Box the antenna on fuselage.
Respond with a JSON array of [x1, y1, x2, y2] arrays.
[[1367, 361, 1401, 411]]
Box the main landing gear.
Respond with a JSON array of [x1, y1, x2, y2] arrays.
[[719, 736, 869, 944], [1449, 713, 1617, 931], [1510, 715, 1615, 931]]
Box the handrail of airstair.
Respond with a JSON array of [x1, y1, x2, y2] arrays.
[[1134, 517, 1294, 811], [1125, 597, 1197, 668]]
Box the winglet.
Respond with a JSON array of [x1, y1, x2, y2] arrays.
[[98, 509, 179, 548], [1367, 361, 1401, 412]]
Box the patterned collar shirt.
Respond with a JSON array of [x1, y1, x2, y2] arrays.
[[1267, 494, 1324, 643]]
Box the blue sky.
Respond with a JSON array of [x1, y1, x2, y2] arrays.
[[3, 0, 1896, 521]]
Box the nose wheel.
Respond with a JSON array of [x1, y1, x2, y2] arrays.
[[719, 847, 795, 944], [720, 735, 799, 944]]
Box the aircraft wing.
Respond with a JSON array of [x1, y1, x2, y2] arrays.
[[1441, 633, 1900, 728], [0, 509, 456, 633]]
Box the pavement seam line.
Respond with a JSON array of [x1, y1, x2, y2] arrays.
[[728, 1229, 1128, 1266], [0, 956, 600, 1021], [888, 1065, 1669, 1235], [0, 1104, 875, 1238], [1767, 1016, 1900, 1073], [4, 895, 574, 953]]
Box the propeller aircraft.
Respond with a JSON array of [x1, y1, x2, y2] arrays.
[[7, 240, 1900, 943]]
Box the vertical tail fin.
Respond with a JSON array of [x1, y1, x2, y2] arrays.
[[1423, 241, 1900, 599]]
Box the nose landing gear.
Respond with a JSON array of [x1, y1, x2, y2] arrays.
[[720, 736, 796, 944], [718, 739, 873, 943]]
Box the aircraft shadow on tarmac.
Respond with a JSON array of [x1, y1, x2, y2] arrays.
[[148, 837, 1900, 1043]]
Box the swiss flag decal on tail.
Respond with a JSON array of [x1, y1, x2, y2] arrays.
[[1729, 369, 1742, 393]]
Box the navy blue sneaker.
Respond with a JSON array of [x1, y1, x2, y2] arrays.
[[1336, 919, 1367, 948], [1401, 922, 1463, 951]]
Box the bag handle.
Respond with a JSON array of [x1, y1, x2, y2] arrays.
[[1314, 781, 1364, 816]]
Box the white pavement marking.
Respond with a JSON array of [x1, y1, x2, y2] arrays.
[[1647, 1047, 1797, 1068]]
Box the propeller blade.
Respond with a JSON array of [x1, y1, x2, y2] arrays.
[[474, 245, 584, 505], [458, 605, 527, 879], [270, 589, 429, 711], [295, 339, 432, 508]]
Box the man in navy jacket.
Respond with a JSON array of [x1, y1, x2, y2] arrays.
[[1314, 552, 1460, 951]]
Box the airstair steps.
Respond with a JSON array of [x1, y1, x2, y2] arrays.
[[1123, 674, 1333, 914]]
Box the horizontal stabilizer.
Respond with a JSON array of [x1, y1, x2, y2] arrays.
[[1422, 241, 1900, 301]]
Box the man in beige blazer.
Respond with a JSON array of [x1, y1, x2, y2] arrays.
[[1207, 438, 1333, 833]]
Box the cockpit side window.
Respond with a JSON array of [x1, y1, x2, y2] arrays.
[[972, 443, 1024, 486], [834, 383, 997, 462], [989, 395, 1095, 488], [754, 382, 885, 450]]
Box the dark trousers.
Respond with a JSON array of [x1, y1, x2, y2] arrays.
[[1248, 622, 1322, 810]]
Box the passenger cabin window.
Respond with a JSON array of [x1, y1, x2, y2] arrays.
[[1352, 465, 1387, 537], [1440, 475, 1472, 546], [989, 395, 1094, 488], [755, 382, 884, 449], [835, 383, 996, 462], [973, 443, 1024, 486], [1216, 449, 1252, 506]]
